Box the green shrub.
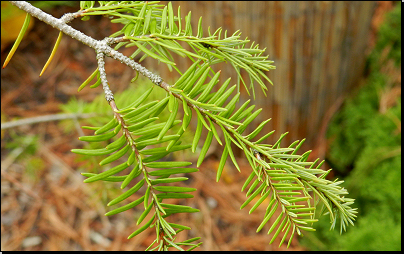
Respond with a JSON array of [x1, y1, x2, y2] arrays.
[[301, 4, 401, 251]]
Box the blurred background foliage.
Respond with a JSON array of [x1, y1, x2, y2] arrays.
[[301, 4, 401, 251], [1, 1, 77, 50]]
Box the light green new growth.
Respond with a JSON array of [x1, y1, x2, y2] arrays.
[[5, 1, 357, 250]]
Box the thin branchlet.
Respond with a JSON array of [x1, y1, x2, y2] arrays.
[[109, 100, 170, 245], [96, 52, 114, 101]]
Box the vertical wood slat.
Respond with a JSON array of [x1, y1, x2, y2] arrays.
[[142, 1, 375, 149]]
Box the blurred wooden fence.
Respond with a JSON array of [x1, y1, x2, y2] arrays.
[[143, 1, 376, 149]]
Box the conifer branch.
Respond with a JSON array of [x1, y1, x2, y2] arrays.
[[5, 1, 356, 250]]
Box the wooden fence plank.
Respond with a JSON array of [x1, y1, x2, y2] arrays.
[[144, 1, 375, 150]]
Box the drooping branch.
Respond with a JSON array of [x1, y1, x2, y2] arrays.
[[7, 1, 357, 248]]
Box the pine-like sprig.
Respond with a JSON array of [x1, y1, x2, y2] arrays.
[[5, 1, 357, 250]]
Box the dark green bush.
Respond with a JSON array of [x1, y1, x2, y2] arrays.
[[301, 4, 401, 251]]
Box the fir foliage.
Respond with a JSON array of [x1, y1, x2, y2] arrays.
[[5, 1, 358, 250]]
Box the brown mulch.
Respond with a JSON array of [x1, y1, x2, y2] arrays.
[[1, 2, 396, 251]]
